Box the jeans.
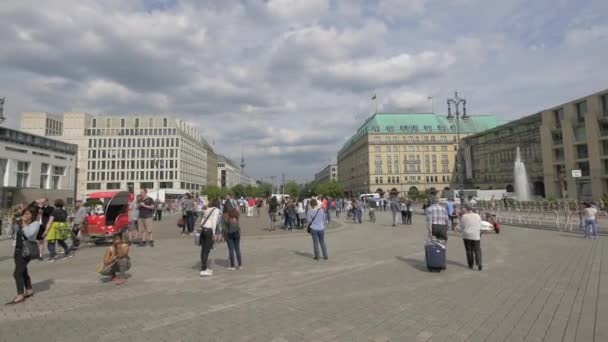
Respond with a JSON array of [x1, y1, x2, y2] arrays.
[[13, 254, 32, 295], [155, 210, 162, 221], [584, 219, 598, 238], [47, 239, 70, 258], [185, 212, 195, 233], [101, 257, 131, 279], [406, 211, 412, 224], [199, 228, 214, 271], [401, 211, 407, 224], [226, 231, 242, 267], [326, 209, 331, 223], [311, 229, 328, 259], [463, 239, 482, 268], [355, 209, 362, 223]]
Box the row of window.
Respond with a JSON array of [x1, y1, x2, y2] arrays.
[[86, 181, 201, 191], [92, 117, 169, 129], [374, 145, 452, 152], [373, 175, 451, 184], [372, 136, 455, 144], [375, 154, 450, 163], [87, 159, 178, 171], [88, 148, 178, 160], [85, 128, 177, 137], [87, 170, 177, 182], [89, 137, 179, 149], [370, 125, 454, 133], [374, 164, 451, 174]]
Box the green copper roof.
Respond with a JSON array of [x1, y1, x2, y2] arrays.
[[338, 113, 509, 156]]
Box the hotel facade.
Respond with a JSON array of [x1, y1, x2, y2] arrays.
[[337, 113, 506, 196], [21, 112, 211, 199]]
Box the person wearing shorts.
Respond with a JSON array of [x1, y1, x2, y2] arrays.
[[137, 190, 155, 247]]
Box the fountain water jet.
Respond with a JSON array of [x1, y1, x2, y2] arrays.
[[514, 146, 531, 201]]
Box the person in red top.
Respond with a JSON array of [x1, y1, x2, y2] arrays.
[[321, 197, 330, 223], [247, 198, 255, 217]]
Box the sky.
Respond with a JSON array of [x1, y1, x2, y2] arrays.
[[1, 0, 607, 182]]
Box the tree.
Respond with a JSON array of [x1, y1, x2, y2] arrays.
[[256, 183, 273, 198], [284, 181, 301, 199], [314, 181, 344, 198], [202, 185, 227, 201], [231, 184, 245, 198]]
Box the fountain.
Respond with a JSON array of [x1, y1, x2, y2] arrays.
[[514, 146, 531, 201]]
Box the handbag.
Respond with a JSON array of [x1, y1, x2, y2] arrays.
[[307, 209, 321, 234], [194, 208, 216, 246], [22, 239, 40, 259], [177, 217, 184, 227]]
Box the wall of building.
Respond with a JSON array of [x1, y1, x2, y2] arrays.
[[541, 89, 608, 200], [462, 114, 543, 195]]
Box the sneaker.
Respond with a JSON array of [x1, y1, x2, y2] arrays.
[[47, 257, 56, 263], [478, 266, 483, 271], [199, 270, 213, 277], [64, 253, 74, 259], [227, 267, 236, 271], [237, 266, 243, 270]]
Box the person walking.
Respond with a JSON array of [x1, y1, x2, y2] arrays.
[[426, 198, 449, 242], [447, 198, 456, 231], [285, 201, 297, 231], [307, 199, 328, 260], [224, 208, 243, 270], [6, 205, 40, 305], [71, 200, 88, 249], [268, 196, 279, 230], [582, 202, 598, 239], [154, 199, 163, 221], [247, 198, 255, 217], [138, 190, 155, 247], [100, 234, 131, 285], [389, 189, 400, 227], [182, 193, 196, 235], [37, 198, 54, 260], [128, 195, 140, 243], [459, 204, 483, 270], [400, 200, 407, 224], [41, 199, 73, 262], [297, 200, 306, 229], [199, 200, 221, 276], [405, 200, 413, 225]]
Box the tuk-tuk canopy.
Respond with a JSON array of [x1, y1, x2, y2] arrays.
[[87, 191, 134, 204]]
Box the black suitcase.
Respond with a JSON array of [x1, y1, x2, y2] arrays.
[[425, 239, 446, 272]]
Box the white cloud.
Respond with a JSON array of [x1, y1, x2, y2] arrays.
[[266, 0, 329, 22], [564, 24, 608, 47], [378, 0, 428, 20]]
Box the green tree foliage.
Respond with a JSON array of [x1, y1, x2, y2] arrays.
[[284, 181, 301, 199], [202, 185, 227, 201], [256, 183, 273, 198], [313, 181, 344, 198], [231, 184, 245, 198]]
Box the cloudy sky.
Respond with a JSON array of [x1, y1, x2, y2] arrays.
[[1, 0, 606, 181]]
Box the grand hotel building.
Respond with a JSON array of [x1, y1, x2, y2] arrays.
[[21, 112, 212, 199], [337, 113, 506, 196]]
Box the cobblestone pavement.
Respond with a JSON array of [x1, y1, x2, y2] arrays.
[[1, 211, 606, 342]]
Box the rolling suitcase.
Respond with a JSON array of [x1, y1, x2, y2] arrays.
[[425, 239, 446, 272]]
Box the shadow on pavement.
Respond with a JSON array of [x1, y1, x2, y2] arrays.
[[559, 234, 586, 239], [32, 279, 54, 293], [292, 250, 314, 259], [395, 256, 428, 272], [213, 258, 230, 268]]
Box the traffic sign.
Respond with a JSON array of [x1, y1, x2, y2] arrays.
[[572, 169, 582, 178]]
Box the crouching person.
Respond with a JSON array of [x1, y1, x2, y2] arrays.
[[100, 235, 131, 285]]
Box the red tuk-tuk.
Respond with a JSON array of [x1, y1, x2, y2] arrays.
[[82, 191, 133, 242]]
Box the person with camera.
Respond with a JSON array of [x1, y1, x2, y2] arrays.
[[6, 205, 40, 305]]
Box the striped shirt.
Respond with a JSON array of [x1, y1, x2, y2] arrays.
[[426, 204, 449, 225]]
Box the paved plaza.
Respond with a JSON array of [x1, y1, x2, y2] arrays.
[[1, 211, 607, 342]]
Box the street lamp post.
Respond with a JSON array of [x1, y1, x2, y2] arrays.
[[447, 91, 468, 204], [0, 97, 5, 125]]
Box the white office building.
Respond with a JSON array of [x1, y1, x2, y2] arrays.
[[21, 112, 210, 199], [0, 126, 77, 208]]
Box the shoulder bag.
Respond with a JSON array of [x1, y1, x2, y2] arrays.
[[22, 234, 40, 259], [307, 209, 321, 234], [195, 208, 216, 246]]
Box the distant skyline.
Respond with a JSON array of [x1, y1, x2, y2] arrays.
[[1, 0, 606, 179]]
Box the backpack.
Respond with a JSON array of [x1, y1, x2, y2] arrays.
[[226, 217, 240, 234]]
